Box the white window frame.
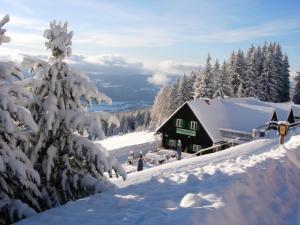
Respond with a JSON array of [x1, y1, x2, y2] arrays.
[[192, 144, 201, 152], [176, 119, 183, 128], [190, 121, 198, 130]]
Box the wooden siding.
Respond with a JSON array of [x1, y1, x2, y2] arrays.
[[156, 103, 213, 154]]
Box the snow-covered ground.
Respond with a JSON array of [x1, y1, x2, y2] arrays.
[[99, 131, 157, 151], [15, 128, 300, 225]]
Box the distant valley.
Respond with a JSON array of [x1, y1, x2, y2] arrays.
[[87, 74, 160, 112]]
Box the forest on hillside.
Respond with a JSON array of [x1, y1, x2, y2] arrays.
[[151, 43, 300, 128]]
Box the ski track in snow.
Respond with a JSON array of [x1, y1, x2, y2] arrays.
[[15, 128, 300, 225]]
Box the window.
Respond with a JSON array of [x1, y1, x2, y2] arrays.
[[176, 119, 183, 128], [190, 121, 198, 130], [192, 144, 202, 152]]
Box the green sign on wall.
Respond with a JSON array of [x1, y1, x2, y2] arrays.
[[176, 128, 196, 136]]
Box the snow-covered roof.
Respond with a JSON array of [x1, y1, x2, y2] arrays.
[[284, 102, 300, 118], [224, 97, 293, 121], [187, 99, 275, 143]]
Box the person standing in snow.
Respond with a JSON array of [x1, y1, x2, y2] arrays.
[[137, 152, 144, 171], [177, 140, 182, 160]]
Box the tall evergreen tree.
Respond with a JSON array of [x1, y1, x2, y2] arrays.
[[258, 43, 277, 102], [233, 50, 247, 97], [177, 74, 194, 105], [281, 54, 290, 102], [243, 45, 258, 98], [212, 59, 221, 95], [23, 21, 126, 209], [293, 70, 300, 104], [213, 61, 233, 98], [169, 79, 181, 113], [228, 51, 239, 96], [0, 15, 41, 224], [267, 43, 278, 102], [252, 46, 263, 97], [193, 70, 203, 100], [193, 54, 214, 99], [273, 43, 284, 102]]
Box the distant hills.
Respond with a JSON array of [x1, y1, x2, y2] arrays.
[[88, 73, 160, 102]]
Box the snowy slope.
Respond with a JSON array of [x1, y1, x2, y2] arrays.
[[15, 128, 300, 225]]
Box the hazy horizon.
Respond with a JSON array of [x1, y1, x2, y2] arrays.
[[1, 0, 299, 86]]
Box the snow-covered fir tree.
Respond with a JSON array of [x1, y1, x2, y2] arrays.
[[177, 74, 194, 105], [212, 59, 221, 94], [233, 50, 247, 97], [228, 51, 239, 96], [193, 54, 214, 99], [243, 45, 258, 98], [193, 71, 203, 100], [281, 54, 290, 102], [293, 70, 300, 104], [213, 61, 233, 98], [0, 15, 41, 224], [22, 21, 126, 209], [256, 43, 269, 101], [273, 43, 284, 102], [260, 43, 278, 102], [150, 86, 171, 128], [169, 79, 181, 113]]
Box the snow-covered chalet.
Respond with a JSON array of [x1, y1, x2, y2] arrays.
[[156, 97, 297, 154]]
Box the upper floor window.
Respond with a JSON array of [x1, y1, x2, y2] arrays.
[[190, 121, 198, 130], [176, 119, 183, 128]]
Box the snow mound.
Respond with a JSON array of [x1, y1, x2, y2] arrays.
[[185, 174, 200, 185], [180, 193, 224, 209], [180, 193, 206, 208]]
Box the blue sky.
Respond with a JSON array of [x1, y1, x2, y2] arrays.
[[0, 0, 299, 85]]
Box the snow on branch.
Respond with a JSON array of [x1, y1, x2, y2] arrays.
[[0, 14, 10, 44], [0, 61, 24, 81]]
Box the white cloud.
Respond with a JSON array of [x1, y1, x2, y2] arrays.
[[147, 72, 170, 86], [68, 55, 201, 86], [145, 60, 201, 86], [68, 54, 149, 76], [153, 60, 200, 75], [67, 54, 201, 84]]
